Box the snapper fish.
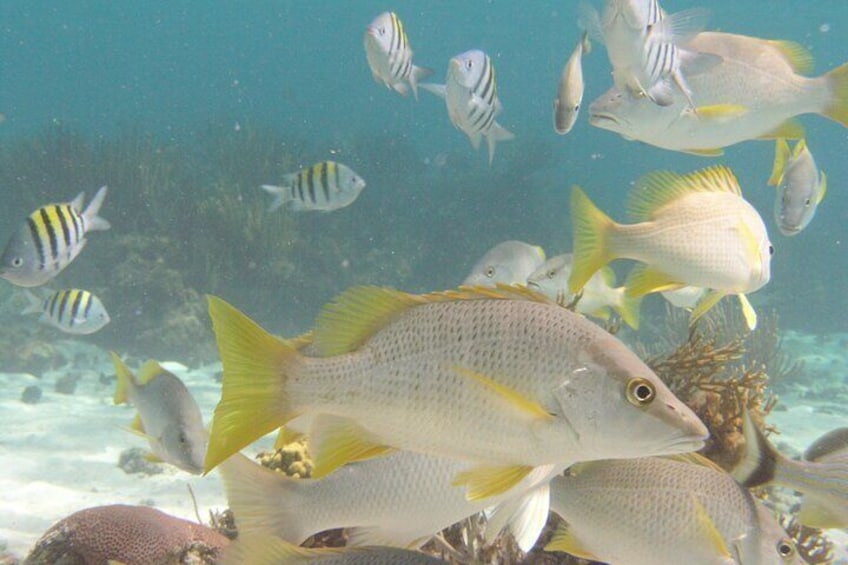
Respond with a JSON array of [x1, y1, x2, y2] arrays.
[[553, 32, 591, 135], [462, 240, 546, 287], [579, 0, 719, 107], [364, 12, 432, 100], [569, 165, 772, 329], [421, 50, 514, 164], [261, 161, 366, 213], [203, 286, 707, 501], [732, 411, 848, 530], [21, 288, 110, 335], [546, 456, 801, 564], [0, 186, 110, 288], [768, 139, 827, 236], [111, 354, 208, 474], [589, 32, 848, 155]]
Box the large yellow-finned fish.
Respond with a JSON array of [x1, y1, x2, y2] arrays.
[[204, 285, 707, 501], [568, 165, 772, 329]]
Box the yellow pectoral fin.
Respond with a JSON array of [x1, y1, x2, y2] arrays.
[[625, 265, 685, 298], [693, 497, 733, 559], [544, 522, 599, 560], [738, 294, 758, 331], [683, 147, 725, 157], [452, 366, 554, 421], [690, 290, 727, 326], [694, 104, 749, 121], [310, 415, 395, 479], [452, 464, 535, 501]]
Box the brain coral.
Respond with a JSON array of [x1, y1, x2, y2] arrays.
[[24, 504, 229, 565]]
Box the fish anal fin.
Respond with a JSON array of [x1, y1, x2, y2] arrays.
[[452, 464, 535, 501], [452, 366, 553, 421], [625, 265, 684, 298], [310, 415, 394, 479], [544, 521, 599, 560], [689, 290, 727, 326]]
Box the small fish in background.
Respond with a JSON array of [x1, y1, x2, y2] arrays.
[[462, 240, 546, 286], [768, 138, 827, 236], [421, 50, 514, 164], [569, 165, 773, 330], [732, 411, 848, 530], [0, 186, 110, 288], [579, 0, 719, 107], [21, 288, 110, 335], [546, 456, 802, 564], [526, 254, 641, 329], [553, 32, 591, 135], [111, 353, 208, 475], [589, 32, 848, 156], [364, 12, 432, 100], [261, 161, 366, 213]]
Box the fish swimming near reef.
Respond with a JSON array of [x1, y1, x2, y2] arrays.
[[0, 186, 110, 288], [364, 12, 432, 100], [204, 286, 707, 502], [421, 50, 514, 164], [589, 31, 848, 155], [111, 353, 208, 474], [462, 240, 546, 287], [732, 411, 848, 530], [768, 139, 827, 236], [261, 161, 366, 213], [547, 455, 802, 565], [526, 253, 641, 329], [21, 288, 110, 335], [569, 165, 772, 329], [553, 32, 590, 135]]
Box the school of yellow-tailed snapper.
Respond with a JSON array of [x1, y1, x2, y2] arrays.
[[2, 1, 847, 564]]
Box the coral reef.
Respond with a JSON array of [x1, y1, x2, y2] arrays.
[[23, 504, 229, 565], [256, 439, 313, 478]]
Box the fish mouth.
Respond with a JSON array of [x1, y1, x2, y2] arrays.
[[526, 280, 541, 290], [588, 112, 621, 127], [661, 434, 707, 454]]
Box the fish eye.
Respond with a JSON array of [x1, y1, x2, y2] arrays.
[[178, 431, 188, 444], [625, 377, 655, 407], [11, 257, 23, 268], [776, 538, 796, 559], [378, 26, 386, 36], [465, 59, 473, 70], [768, 244, 774, 256], [485, 266, 496, 278], [804, 198, 811, 206], [573, 103, 580, 112], [547, 270, 556, 279]]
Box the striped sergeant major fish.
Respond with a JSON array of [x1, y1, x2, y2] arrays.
[[421, 50, 514, 164], [579, 0, 720, 107], [22, 288, 110, 335], [261, 161, 366, 213], [0, 186, 110, 287], [364, 12, 432, 100]]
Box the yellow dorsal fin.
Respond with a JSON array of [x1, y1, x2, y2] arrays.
[[544, 521, 599, 560], [792, 138, 808, 158], [767, 39, 814, 74], [693, 104, 749, 120], [110, 352, 135, 405], [693, 497, 733, 559], [628, 165, 742, 221], [738, 293, 757, 331], [624, 265, 685, 298], [452, 366, 554, 421], [690, 290, 727, 326], [817, 171, 827, 203], [452, 464, 535, 501], [757, 118, 805, 141], [310, 415, 395, 479], [314, 285, 555, 356], [137, 360, 165, 385], [768, 138, 791, 186], [684, 147, 725, 157]]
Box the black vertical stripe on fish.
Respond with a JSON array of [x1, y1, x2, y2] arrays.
[[54, 205, 72, 250], [39, 208, 59, 267], [69, 207, 83, 244], [69, 290, 85, 327], [82, 291, 93, 318], [306, 165, 317, 204], [47, 292, 60, 320], [480, 107, 497, 133], [330, 161, 340, 194], [319, 161, 330, 203], [389, 14, 403, 78], [26, 216, 47, 271], [400, 57, 412, 81], [478, 59, 494, 105], [56, 290, 71, 325], [296, 171, 306, 203], [471, 57, 489, 96]]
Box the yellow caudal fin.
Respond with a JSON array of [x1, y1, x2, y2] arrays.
[[768, 138, 791, 186], [545, 522, 599, 560], [452, 464, 535, 501], [204, 296, 301, 473], [569, 186, 617, 293], [689, 290, 727, 326], [309, 415, 394, 479], [110, 351, 134, 405], [614, 289, 643, 330], [823, 62, 848, 127]]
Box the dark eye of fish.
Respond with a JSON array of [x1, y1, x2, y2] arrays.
[[626, 378, 656, 407], [777, 539, 795, 558], [379, 27, 386, 36], [804, 198, 811, 206], [769, 244, 775, 256], [178, 431, 188, 444], [486, 266, 496, 278], [12, 257, 23, 267], [465, 59, 473, 70], [547, 270, 556, 279]]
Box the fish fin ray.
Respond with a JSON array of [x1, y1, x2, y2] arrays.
[[419, 82, 446, 99], [649, 7, 711, 44], [408, 65, 433, 100], [823, 62, 848, 127], [310, 415, 395, 479], [629, 165, 741, 221], [82, 186, 110, 231], [689, 290, 727, 326], [569, 186, 617, 293], [625, 265, 684, 298], [756, 118, 805, 141], [110, 352, 134, 405], [452, 366, 554, 421], [452, 464, 535, 501], [738, 293, 757, 330], [614, 290, 643, 330], [545, 521, 599, 560], [768, 138, 791, 186], [767, 40, 814, 75]]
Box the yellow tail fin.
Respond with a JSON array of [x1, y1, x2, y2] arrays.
[[823, 62, 848, 127], [204, 296, 301, 473], [569, 186, 616, 294]]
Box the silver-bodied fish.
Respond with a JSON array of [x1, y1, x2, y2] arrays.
[[553, 33, 590, 135], [768, 139, 827, 236], [0, 186, 110, 288], [111, 354, 208, 474], [21, 288, 110, 335], [204, 287, 707, 501], [421, 50, 514, 164], [732, 411, 848, 530], [462, 240, 546, 287], [569, 166, 772, 329], [364, 12, 432, 100], [547, 456, 801, 564], [261, 161, 366, 213], [589, 32, 848, 155]]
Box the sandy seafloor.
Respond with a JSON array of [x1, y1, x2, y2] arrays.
[[0, 333, 846, 563]]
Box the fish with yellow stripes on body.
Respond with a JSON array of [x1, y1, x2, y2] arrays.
[[364, 12, 432, 100], [21, 288, 110, 335], [768, 138, 827, 236], [0, 186, 110, 287], [568, 165, 772, 330], [421, 50, 514, 164], [261, 161, 366, 213]]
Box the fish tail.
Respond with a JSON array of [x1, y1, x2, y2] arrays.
[[110, 351, 133, 405], [83, 186, 111, 231], [20, 289, 43, 316], [260, 184, 292, 212], [205, 296, 301, 473], [614, 290, 642, 330], [823, 61, 848, 127], [408, 65, 434, 101], [568, 186, 616, 294]]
